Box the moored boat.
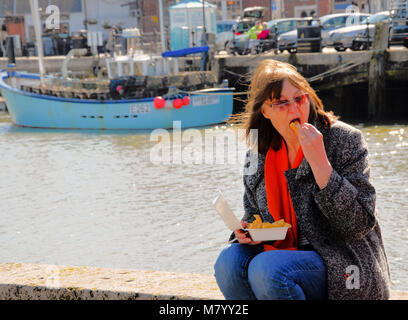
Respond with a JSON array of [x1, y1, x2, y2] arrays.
[[0, 0, 234, 131], [0, 70, 234, 130]]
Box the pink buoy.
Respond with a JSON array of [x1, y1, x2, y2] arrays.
[[153, 96, 166, 109], [173, 98, 183, 109], [182, 96, 190, 106], [116, 85, 124, 95]]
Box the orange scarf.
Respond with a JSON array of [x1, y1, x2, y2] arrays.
[[264, 140, 303, 251]]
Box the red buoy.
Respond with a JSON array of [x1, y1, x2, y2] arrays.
[[182, 96, 190, 106], [153, 96, 166, 109], [173, 98, 183, 109]]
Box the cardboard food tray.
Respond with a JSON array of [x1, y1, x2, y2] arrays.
[[213, 191, 290, 241], [246, 227, 290, 242]]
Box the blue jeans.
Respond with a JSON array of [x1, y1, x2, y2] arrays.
[[214, 243, 327, 300]]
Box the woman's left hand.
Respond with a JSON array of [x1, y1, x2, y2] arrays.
[[297, 123, 333, 190]]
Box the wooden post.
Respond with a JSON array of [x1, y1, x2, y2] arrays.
[[288, 52, 297, 68], [368, 21, 389, 121], [214, 57, 225, 84]]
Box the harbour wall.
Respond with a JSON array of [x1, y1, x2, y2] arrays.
[[0, 262, 407, 300], [0, 262, 222, 300], [2, 49, 407, 81], [213, 48, 408, 121], [1, 47, 408, 121]]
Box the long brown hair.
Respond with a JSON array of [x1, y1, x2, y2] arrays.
[[229, 60, 337, 155]]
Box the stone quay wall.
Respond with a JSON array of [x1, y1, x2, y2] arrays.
[[0, 262, 406, 300]]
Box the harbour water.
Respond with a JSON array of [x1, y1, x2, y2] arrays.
[[0, 113, 407, 291]]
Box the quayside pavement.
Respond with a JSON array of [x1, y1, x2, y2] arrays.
[[0, 262, 406, 300]]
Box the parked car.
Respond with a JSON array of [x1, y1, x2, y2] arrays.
[[352, 20, 408, 50], [389, 23, 408, 46], [215, 20, 238, 52], [239, 6, 268, 23], [232, 17, 312, 55], [215, 6, 267, 53], [404, 35, 408, 48], [278, 13, 371, 53], [217, 20, 237, 34], [327, 11, 391, 51]]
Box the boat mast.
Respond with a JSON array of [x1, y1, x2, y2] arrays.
[[29, 0, 46, 85], [158, 0, 166, 52], [202, 0, 206, 33]]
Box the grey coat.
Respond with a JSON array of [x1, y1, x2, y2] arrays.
[[241, 120, 391, 300]]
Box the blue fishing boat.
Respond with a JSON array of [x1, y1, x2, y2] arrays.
[[0, 70, 233, 130], [0, 0, 234, 130]]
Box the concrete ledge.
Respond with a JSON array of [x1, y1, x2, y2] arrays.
[[0, 262, 223, 300], [0, 262, 406, 300]]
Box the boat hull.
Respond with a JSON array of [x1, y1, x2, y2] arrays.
[[0, 72, 234, 130]]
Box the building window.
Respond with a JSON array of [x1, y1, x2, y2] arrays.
[[54, 0, 82, 13], [0, 0, 82, 15], [334, 0, 351, 11], [0, 0, 14, 16]]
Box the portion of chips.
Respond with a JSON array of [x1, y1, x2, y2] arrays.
[[289, 120, 300, 136], [247, 215, 291, 229]]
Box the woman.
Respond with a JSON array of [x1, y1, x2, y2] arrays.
[[214, 59, 391, 300], [245, 21, 263, 54]]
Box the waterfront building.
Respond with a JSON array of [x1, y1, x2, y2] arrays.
[[1, 0, 400, 55], [0, 0, 139, 44], [282, 0, 332, 17], [333, 0, 390, 13]]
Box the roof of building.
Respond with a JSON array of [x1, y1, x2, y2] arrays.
[[169, 0, 216, 10]]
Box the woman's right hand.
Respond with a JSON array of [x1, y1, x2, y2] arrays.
[[234, 221, 262, 245]]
